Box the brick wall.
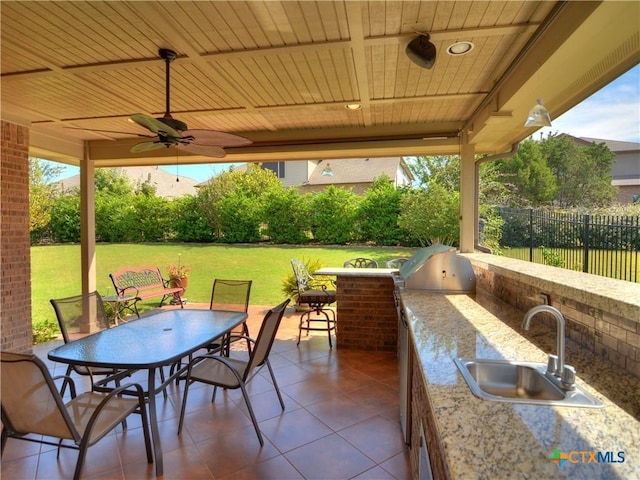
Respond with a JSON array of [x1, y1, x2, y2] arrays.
[[1, 120, 32, 352], [335, 275, 397, 350]]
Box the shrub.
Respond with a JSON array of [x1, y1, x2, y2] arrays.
[[170, 196, 214, 242], [398, 184, 460, 246], [540, 245, 565, 267], [262, 188, 312, 243], [281, 258, 333, 301], [32, 319, 59, 344], [356, 176, 406, 245], [309, 186, 359, 244], [217, 195, 262, 243], [49, 194, 81, 242]]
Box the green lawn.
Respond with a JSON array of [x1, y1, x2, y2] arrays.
[[31, 243, 416, 325]]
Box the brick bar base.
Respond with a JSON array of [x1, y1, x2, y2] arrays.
[[335, 275, 397, 351]]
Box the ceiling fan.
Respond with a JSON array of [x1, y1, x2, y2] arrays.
[[67, 48, 252, 158]]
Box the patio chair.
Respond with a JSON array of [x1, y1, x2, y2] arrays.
[[208, 279, 253, 355], [0, 351, 153, 480], [344, 257, 378, 268], [291, 259, 337, 348], [177, 299, 291, 446], [50, 291, 131, 396], [172, 279, 253, 383], [386, 257, 409, 268]]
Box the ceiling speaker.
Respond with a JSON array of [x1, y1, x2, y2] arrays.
[[406, 34, 436, 69]]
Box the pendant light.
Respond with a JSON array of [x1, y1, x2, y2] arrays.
[[321, 163, 334, 177], [524, 98, 552, 127]]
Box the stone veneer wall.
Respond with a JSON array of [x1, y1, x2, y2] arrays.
[[335, 275, 397, 351], [1, 120, 33, 352], [465, 254, 640, 379]]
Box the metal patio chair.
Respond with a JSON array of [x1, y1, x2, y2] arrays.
[[386, 257, 409, 268], [344, 257, 379, 268], [177, 299, 291, 446], [50, 291, 130, 396], [291, 259, 337, 348], [0, 351, 153, 480], [208, 279, 253, 355]]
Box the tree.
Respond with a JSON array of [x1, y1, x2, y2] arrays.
[[541, 134, 617, 207], [29, 158, 64, 241], [492, 139, 556, 207], [398, 184, 460, 246], [197, 164, 285, 242], [402, 155, 461, 245], [409, 155, 460, 191], [95, 168, 134, 196]]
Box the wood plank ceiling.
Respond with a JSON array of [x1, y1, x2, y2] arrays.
[[1, 1, 639, 167]]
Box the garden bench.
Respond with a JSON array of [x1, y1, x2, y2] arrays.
[[109, 266, 184, 317]]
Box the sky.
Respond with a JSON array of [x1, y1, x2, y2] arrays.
[[47, 64, 639, 183]]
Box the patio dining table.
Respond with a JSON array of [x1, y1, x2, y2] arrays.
[[48, 308, 247, 477]]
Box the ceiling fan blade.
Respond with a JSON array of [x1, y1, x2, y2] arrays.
[[63, 126, 154, 138], [130, 113, 181, 137], [130, 141, 169, 153], [175, 143, 226, 158], [182, 129, 252, 147]]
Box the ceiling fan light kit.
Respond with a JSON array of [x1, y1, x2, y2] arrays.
[[406, 34, 437, 69]]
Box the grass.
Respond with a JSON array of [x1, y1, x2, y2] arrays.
[[31, 243, 416, 325]]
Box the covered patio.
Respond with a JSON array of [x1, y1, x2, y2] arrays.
[[1, 2, 639, 478], [2, 3, 639, 354]]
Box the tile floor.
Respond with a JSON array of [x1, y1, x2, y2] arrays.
[[1, 305, 411, 479]]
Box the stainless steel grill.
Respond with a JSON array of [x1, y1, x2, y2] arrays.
[[396, 244, 476, 293]]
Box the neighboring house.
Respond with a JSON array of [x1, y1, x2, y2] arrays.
[[571, 136, 640, 204], [297, 157, 413, 194], [197, 157, 413, 194], [57, 166, 199, 199]]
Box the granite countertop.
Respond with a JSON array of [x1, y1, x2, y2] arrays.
[[315, 267, 398, 277], [462, 253, 640, 321], [400, 289, 640, 479]]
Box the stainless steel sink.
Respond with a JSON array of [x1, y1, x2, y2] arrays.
[[454, 358, 604, 408]]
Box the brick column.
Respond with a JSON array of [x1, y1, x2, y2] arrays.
[[1, 120, 32, 352], [335, 275, 398, 351]]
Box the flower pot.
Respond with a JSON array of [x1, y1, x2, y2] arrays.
[[170, 276, 189, 298]]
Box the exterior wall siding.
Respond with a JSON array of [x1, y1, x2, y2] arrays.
[[1, 120, 32, 352], [279, 160, 317, 187]]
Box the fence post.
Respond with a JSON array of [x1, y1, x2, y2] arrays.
[[583, 214, 590, 273], [529, 209, 534, 262]]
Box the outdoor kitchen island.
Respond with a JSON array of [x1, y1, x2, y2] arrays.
[[398, 289, 640, 479], [314, 267, 399, 351]]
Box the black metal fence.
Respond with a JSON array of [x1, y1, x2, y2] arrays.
[[491, 208, 639, 283]]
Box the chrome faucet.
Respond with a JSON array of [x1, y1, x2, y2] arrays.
[[521, 305, 575, 390]]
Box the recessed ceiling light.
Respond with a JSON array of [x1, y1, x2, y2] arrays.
[[345, 103, 362, 110], [447, 41, 474, 56]]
